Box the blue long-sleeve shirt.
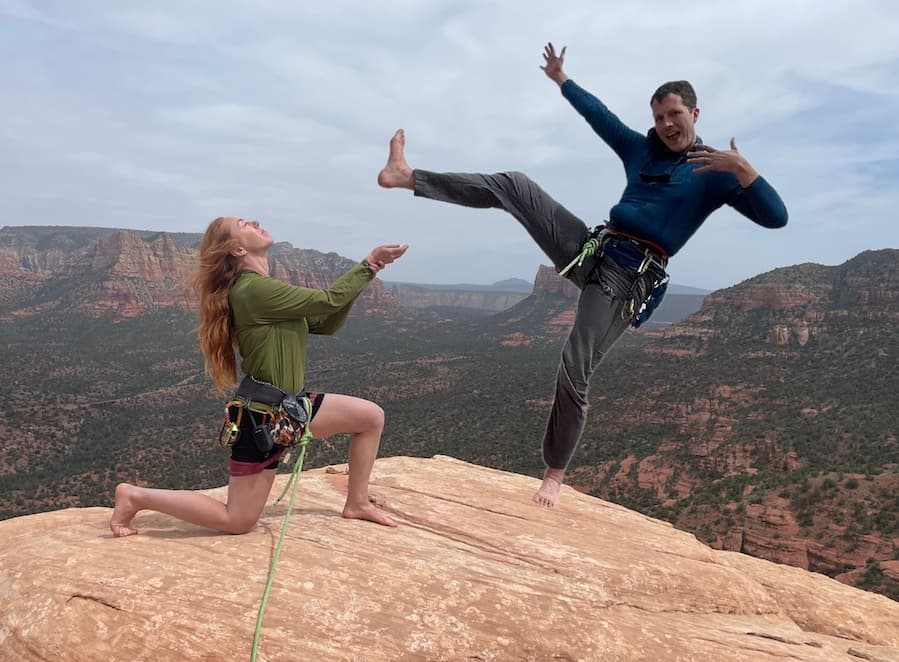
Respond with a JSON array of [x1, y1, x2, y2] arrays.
[[561, 80, 788, 257]]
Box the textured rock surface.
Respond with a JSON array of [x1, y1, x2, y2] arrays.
[[2, 456, 898, 661]]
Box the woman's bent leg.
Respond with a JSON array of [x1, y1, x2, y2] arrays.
[[309, 394, 397, 527], [110, 471, 276, 536]]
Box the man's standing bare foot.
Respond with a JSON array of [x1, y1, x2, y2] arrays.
[[377, 129, 414, 190], [109, 483, 141, 536], [533, 467, 565, 508]]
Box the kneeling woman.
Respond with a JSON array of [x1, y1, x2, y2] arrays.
[[110, 216, 408, 534]]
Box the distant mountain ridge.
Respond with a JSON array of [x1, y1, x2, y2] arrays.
[[0, 225, 708, 313], [0, 224, 201, 251], [0, 226, 398, 317], [667, 283, 711, 295], [384, 277, 533, 293]]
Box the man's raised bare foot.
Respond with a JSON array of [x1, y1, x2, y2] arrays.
[[532, 468, 565, 508], [343, 501, 398, 527], [109, 483, 141, 536], [377, 129, 414, 189]]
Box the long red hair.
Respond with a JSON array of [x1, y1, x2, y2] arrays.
[[193, 217, 244, 392]]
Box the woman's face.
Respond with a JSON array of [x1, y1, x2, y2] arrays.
[[225, 216, 273, 256]]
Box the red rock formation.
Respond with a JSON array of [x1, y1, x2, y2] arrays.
[[532, 264, 579, 299], [0, 230, 399, 318]]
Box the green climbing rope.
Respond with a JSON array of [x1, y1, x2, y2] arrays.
[[250, 397, 314, 662], [558, 236, 600, 277]]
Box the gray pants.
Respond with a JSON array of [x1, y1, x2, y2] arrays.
[[415, 170, 652, 470]]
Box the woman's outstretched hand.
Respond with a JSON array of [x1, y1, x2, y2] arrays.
[[365, 244, 409, 275]]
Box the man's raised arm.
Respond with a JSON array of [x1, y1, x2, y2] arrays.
[[541, 41, 642, 160]]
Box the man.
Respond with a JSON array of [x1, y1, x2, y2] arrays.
[[378, 42, 787, 508]]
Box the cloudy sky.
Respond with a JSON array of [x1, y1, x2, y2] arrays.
[[2, 1, 898, 290]]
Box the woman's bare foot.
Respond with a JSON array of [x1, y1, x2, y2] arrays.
[[532, 468, 565, 508], [109, 483, 141, 537], [377, 129, 414, 189], [342, 500, 397, 527]]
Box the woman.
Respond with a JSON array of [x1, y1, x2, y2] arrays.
[[110, 216, 408, 535]]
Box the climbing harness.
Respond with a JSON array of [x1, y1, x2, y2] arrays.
[[219, 377, 313, 452], [559, 224, 670, 328]]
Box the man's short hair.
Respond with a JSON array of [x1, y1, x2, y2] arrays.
[[651, 81, 697, 110]]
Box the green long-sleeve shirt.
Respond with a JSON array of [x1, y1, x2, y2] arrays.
[[229, 262, 372, 393]]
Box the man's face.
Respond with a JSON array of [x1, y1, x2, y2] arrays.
[[225, 216, 273, 256], [651, 93, 700, 153]]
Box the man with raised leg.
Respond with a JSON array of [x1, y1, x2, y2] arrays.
[[379, 43, 787, 508]]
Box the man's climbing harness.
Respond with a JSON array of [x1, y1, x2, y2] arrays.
[[219, 376, 315, 662], [559, 224, 670, 328]]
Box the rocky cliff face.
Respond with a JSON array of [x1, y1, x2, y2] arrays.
[[671, 250, 899, 349], [532, 263, 580, 298], [268, 243, 398, 314], [0, 227, 398, 318], [2, 456, 898, 662]]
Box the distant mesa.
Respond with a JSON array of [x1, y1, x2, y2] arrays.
[[0, 225, 398, 318], [383, 276, 534, 293]]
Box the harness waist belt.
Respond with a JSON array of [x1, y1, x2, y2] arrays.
[[592, 225, 670, 329], [236, 376, 290, 407], [601, 236, 666, 276], [603, 225, 668, 265], [222, 377, 312, 450]]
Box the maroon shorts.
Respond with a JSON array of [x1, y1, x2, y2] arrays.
[[228, 393, 324, 477]]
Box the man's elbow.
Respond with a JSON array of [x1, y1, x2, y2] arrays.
[[757, 200, 788, 229], [771, 206, 788, 229]]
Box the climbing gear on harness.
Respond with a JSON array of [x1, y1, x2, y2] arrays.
[[561, 224, 670, 328], [601, 232, 669, 328], [250, 395, 314, 662], [219, 376, 313, 449], [558, 236, 600, 277], [624, 271, 669, 328]]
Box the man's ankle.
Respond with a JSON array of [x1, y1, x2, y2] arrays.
[[544, 468, 565, 484]]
